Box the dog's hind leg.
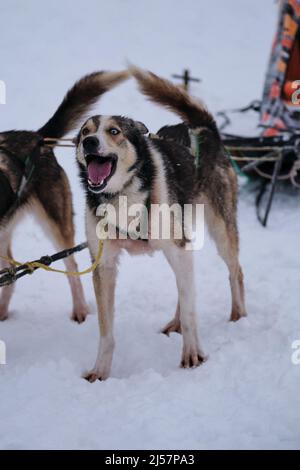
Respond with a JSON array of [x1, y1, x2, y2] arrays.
[[205, 202, 246, 322], [0, 236, 15, 321], [162, 242, 206, 368], [161, 300, 181, 336], [34, 168, 89, 323]]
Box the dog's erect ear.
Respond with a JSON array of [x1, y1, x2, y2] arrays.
[[135, 121, 149, 134], [118, 116, 149, 136]]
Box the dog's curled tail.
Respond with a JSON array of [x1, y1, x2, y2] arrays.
[[38, 70, 129, 139], [129, 66, 219, 137]]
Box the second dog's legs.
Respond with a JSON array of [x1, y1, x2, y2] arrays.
[[34, 165, 89, 323]]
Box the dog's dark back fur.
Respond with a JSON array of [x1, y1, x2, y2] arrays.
[[151, 137, 197, 206], [156, 123, 191, 147]]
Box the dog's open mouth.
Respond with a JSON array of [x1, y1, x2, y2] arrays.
[[86, 154, 117, 193]]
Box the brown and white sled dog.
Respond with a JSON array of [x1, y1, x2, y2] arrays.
[[0, 70, 128, 323], [76, 67, 247, 382]]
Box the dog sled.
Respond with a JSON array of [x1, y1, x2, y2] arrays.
[[220, 0, 300, 226]]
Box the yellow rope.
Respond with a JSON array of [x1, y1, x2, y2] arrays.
[[0, 239, 104, 277]]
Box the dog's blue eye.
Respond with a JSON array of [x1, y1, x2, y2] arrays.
[[109, 128, 120, 135]]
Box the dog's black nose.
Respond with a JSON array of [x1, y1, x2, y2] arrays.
[[83, 136, 99, 153]]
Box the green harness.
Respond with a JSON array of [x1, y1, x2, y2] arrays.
[[189, 130, 202, 167]]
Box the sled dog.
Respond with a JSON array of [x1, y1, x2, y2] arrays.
[[76, 66, 246, 381]]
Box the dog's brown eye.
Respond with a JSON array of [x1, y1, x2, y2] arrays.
[[82, 128, 89, 136], [109, 128, 120, 136]]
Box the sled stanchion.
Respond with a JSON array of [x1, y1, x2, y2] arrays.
[[257, 151, 283, 227], [261, 152, 283, 227]]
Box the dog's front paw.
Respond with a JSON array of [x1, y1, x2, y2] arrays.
[[230, 308, 247, 322], [180, 347, 207, 369], [71, 304, 89, 324], [161, 318, 181, 336], [84, 368, 110, 382], [0, 307, 9, 321]]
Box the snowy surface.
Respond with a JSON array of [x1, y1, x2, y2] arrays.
[[0, 0, 300, 450]]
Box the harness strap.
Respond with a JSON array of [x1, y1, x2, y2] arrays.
[[189, 130, 201, 166]]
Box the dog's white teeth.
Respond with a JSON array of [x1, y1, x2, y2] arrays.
[[88, 179, 104, 187]]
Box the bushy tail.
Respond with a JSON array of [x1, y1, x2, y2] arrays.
[[38, 70, 129, 139], [129, 66, 219, 136]]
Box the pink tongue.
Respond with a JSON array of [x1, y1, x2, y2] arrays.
[[88, 160, 112, 185]]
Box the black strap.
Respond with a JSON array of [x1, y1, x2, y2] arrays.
[[0, 242, 88, 287]]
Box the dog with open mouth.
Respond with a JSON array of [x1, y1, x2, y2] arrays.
[[76, 67, 247, 382], [85, 144, 118, 194]]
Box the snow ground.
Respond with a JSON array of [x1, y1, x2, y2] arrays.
[[0, 0, 300, 450]]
